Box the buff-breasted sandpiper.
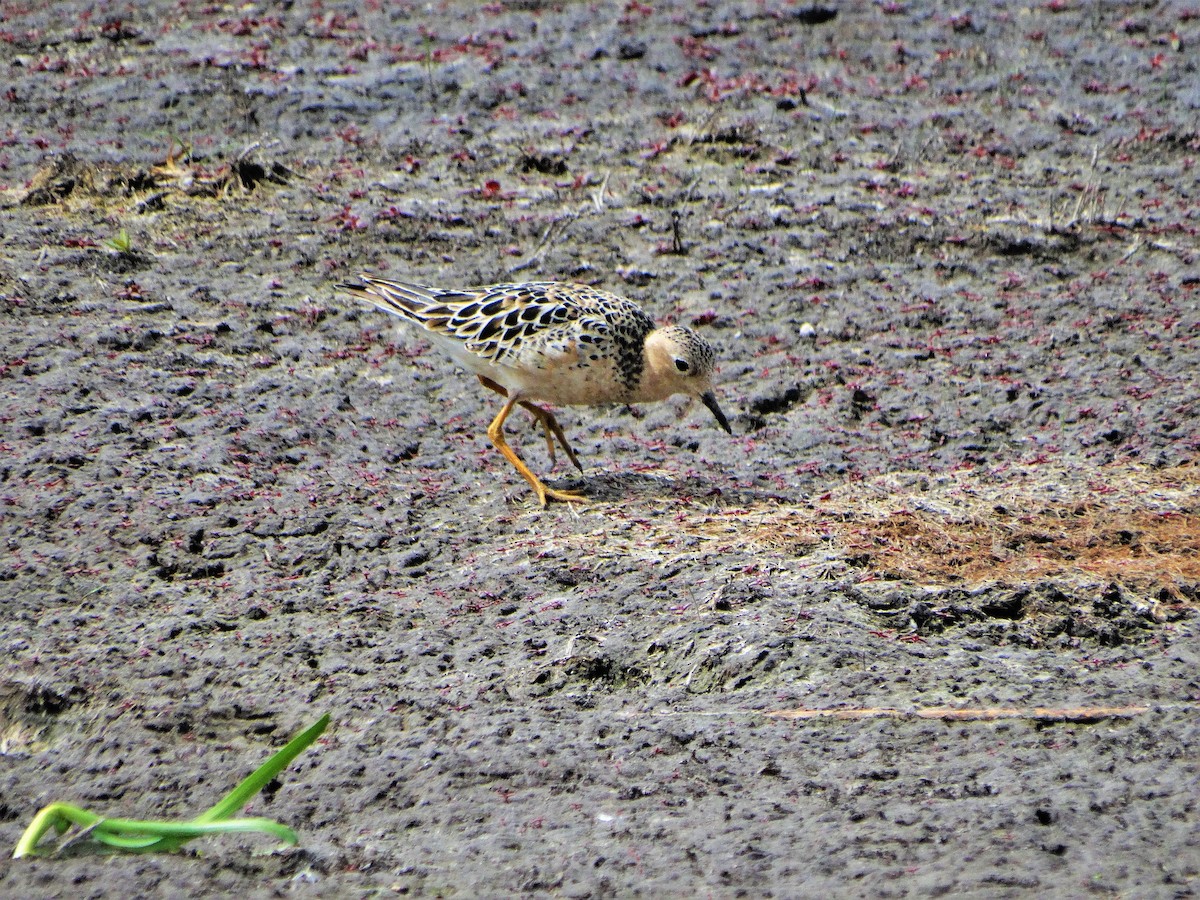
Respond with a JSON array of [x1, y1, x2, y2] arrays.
[[339, 277, 731, 506]]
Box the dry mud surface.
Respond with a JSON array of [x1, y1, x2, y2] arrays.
[[2, 1, 1199, 896]]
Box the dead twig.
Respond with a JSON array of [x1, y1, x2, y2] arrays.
[[764, 705, 1151, 722]]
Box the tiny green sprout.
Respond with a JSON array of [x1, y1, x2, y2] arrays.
[[102, 228, 133, 254], [12, 713, 330, 859]]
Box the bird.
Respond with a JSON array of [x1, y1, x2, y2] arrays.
[[339, 276, 732, 506]]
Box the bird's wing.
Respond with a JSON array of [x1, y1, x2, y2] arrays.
[[342, 278, 647, 367], [448, 282, 587, 364]]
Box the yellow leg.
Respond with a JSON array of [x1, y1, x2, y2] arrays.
[[477, 375, 583, 473], [487, 394, 588, 507], [519, 403, 584, 473]]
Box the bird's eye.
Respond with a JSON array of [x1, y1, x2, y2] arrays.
[[674, 358, 690, 373]]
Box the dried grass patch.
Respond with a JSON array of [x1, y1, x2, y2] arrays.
[[753, 463, 1200, 602]]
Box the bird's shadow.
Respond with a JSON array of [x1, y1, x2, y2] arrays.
[[541, 469, 782, 508]]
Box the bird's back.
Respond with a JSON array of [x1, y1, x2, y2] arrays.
[[342, 277, 658, 403]]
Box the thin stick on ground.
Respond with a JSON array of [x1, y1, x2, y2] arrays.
[[763, 705, 1152, 722]]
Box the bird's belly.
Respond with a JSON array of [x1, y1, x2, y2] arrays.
[[423, 333, 634, 406], [509, 361, 630, 406]]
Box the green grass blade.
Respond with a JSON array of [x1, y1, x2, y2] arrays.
[[92, 817, 298, 852], [12, 714, 330, 858], [15, 810, 299, 857], [194, 713, 330, 824], [13, 804, 98, 858]]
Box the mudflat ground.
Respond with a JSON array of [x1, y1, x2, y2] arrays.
[[1, 1, 1198, 896]]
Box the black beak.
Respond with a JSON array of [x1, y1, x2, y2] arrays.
[[701, 391, 732, 434]]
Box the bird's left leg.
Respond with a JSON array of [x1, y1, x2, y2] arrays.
[[476, 375, 583, 473]]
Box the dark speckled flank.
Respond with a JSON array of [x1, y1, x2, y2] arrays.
[[608, 310, 655, 394]]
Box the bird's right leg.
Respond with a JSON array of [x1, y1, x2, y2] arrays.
[[486, 394, 588, 507]]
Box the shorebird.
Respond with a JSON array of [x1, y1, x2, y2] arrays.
[[340, 276, 731, 505]]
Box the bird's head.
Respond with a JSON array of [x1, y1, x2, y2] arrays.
[[643, 326, 732, 434]]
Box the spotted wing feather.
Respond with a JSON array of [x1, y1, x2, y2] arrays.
[[344, 278, 654, 383], [343, 278, 575, 354], [444, 282, 588, 364]]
